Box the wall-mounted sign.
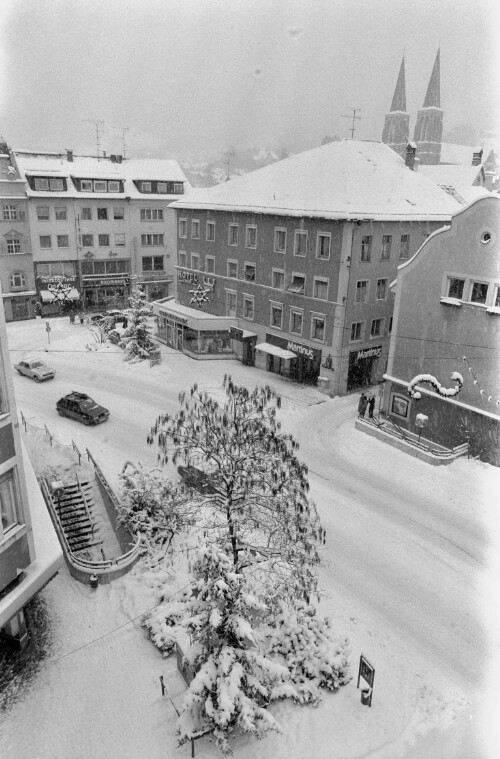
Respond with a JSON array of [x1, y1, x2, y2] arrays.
[[82, 278, 130, 287], [178, 269, 199, 284], [266, 333, 322, 361], [356, 345, 382, 361], [36, 276, 78, 290]]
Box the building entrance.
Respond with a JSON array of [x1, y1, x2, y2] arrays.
[[347, 345, 382, 392]]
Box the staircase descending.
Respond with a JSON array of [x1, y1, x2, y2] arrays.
[[52, 475, 103, 554]]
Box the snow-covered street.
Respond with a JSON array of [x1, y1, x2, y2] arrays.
[[1, 316, 499, 758]]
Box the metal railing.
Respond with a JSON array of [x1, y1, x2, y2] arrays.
[[361, 416, 469, 459]]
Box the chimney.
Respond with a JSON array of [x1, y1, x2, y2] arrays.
[[66, 149, 73, 162], [472, 147, 483, 166], [405, 141, 417, 170], [116, 155, 123, 164], [110, 154, 117, 163]]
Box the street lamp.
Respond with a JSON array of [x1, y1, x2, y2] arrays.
[[415, 413, 428, 444]]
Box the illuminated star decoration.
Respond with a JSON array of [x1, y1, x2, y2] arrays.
[[189, 284, 211, 309], [48, 279, 74, 303]]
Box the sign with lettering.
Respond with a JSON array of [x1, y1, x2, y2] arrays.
[[356, 345, 382, 361], [178, 269, 199, 284], [266, 333, 322, 361], [36, 276, 78, 290], [82, 278, 130, 287]]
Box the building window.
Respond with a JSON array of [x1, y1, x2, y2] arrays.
[[113, 207, 125, 220], [361, 236, 372, 262], [53, 207, 66, 221], [206, 221, 215, 242], [191, 220, 200, 239], [391, 394, 410, 419], [399, 234, 410, 259], [7, 239, 22, 254], [316, 233, 331, 260], [115, 233, 125, 246], [178, 251, 187, 268], [3, 204, 17, 220], [244, 263, 256, 282], [0, 470, 19, 538], [227, 260, 238, 279], [355, 279, 368, 302], [270, 303, 283, 329], [381, 235, 392, 260], [376, 278, 388, 300], [469, 281, 488, 305], [191, 253, 200, 270], [34, 178, 49, 190], [97, 208, 108, 220], [289, 274, 305, 293], [290, 309, 303, 335], [371, 318, 383, 337], [142, 256, 164, 271], [157, 183, 167, 193], [274, 228, 286, 253], [205, 256, 215, 273], [350, 322, 363, 341], [37, 206, 50, 220], [389, 316, 393, 332], [10, 271, 26, 288], [82, 234, 94, 247], [447, 277, 465, 299], [313, 278, 328, 300], [141, 182, 152, 193], [141, 234, 164, 246], [228, 224, 238, 245], [108, 181, 120, 193], [294, 230, 308, 257], [246, 225, 257, 248], [179, 218, 187, 238], [81, 180, 92, 192], [81, 207, 92, 220], [243, 295, 254, 320], [173, 183, 183, 194], [39, 235, 51, 249], [94, 180, 107, 193], [311, 314, 325, 341], [226, 290, 237, 317], [57, 235, 69, 248], [494, 287, 500, 308], [98, 234, 110, 247], [272, 269, 285, 289]]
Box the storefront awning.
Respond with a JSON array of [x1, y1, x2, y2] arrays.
[[39, 288, 80, 303], [39, 290, 56, 303], [255, 343, 296, 359], [2, 290, 37, 298]]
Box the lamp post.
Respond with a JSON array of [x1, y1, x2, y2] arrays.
[[415, 413, 428, 443]]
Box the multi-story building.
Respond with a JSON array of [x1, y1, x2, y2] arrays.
[[160, 139, 462, 395], [9, 150, 189, 316], [0, 285, 63, 648], [382, 194, 500, 465], [0, 143, 37, 321]]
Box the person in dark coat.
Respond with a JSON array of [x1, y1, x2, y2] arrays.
[[358, 393, 368, 418], [368, 396, 376, 419]]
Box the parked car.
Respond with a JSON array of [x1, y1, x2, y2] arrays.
[[14, 358, 56, 382], [56, 392, 109, 425], [88, 313, 105, 324]]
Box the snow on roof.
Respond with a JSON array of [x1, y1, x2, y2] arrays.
[[419, 163, 484, 187], [13, 152, 190, 198], [440, 142, 496, 165], [171, 140, 462, 221]]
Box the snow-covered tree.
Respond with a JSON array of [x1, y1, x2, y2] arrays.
[[119, 285, 157, 361], [148, 376, 324, 606]]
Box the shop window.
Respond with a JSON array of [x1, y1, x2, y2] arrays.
[[115, 233, 125, 246], [37, 206, 50, 220], [39, 235, 51, 249], [355, 280, 368, 302], [391, 394, 410, 419], [399, 234, 410, 259], [272, 269, 284, 289], [371, 318, 383, 337], [10, 271, 26, 289], [179, 218, 187, 238], [243, 295, 254, 320], [81, 207, 92, 220], [274, 228, 286, 253], [447, 277, 465, 299], [294, 230, 308, 257], [7, 238, 22, 254], [381, 235, 392, 260], [244, 263, 256, 282], [246, 225, 257, 248], [228, 224, 238, 245], [98, 234, 110, 247], [227, 260, 238, 279], [0, 470, 20, 539], [191, 253, 200, 270], [226, 290, 237, 317], [57, 235, 69, 248], [376, 278, 388, 300], [313, 278, 328, 299], [82, 234, 93, 247], [114, 207, 125, 220], [80, 261, 92, 275], [289, 274, 305, 293], [191, 220, 200, 239], [206, 221, 215, 242], [469, 281, 488, 305], [311, 314, 325, 341], [97, 208, 108, 220], [316, 233, 331, 260], [117, 259, 130, 273], [361, 236, 372, 262], [55, 207, 67, 221], [350, 322, 363, 341], [270, 303, 283, 329], [290, 309, 303, 335], [94, 260, 105, 274], [206, 256, 215, 273], [178, 251, 187, 268], [106, 261, 117, 274]]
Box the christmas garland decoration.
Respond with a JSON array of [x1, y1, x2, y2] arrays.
[[407, 371, 463, 400], [462, 356, 500, 408]]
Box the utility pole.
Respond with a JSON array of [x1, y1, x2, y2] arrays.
[[342, 108, 361, 139], [111, 125, 130, 158], [83, 119, 105, 159]]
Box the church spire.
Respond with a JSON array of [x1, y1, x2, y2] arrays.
[[390, 55, 407, 112], [413, 48, 443, 165], [423, 48, 440, 108], [382, 55, 410, 158]]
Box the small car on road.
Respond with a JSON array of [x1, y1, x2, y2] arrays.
[[14, 358, 56, 382], [56, 391, 109, 425]]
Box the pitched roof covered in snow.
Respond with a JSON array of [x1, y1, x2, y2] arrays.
[[419, 163, 485, 187], [171, 140, 463, 221]]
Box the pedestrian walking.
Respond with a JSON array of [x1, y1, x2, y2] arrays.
[[358, 393, 368, 418], [368, 396, 375, 419], [159, 675, 166, 696]]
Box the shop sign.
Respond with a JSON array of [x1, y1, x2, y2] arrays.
[[82, 277, 130, 287], [356, 345, 382, 361], [230, 326, 243, 341], [36, 276, 77, 290], [266, 333, 322, 361], [178, 269, 199, 284]]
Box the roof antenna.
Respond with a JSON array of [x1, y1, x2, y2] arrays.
[[342, 108, 362, 139], [83, 119, 105, 159], [111, 125, 130, 159]]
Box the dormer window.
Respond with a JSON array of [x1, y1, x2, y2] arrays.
[[81, 180, 92, 191], [157, 182, 167, 193], [94, 180, 107, 192], [108, 181, 120, 193], [141, 182, 152, 193], [34, 177, 49, 190]]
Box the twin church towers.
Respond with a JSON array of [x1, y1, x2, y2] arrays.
[[382, 50, 443, 165]]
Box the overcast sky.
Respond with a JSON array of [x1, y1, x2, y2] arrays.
[[0, 0, 498, 161]]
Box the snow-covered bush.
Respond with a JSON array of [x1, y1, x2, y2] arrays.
[[119, 285, 157, 361]]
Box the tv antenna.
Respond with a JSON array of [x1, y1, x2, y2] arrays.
[[111, 125, 130, 159], [342, 108, 361, 139], [83, 119, 105, 158]]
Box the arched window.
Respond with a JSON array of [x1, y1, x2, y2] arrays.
[[10, 271, 26, 289]]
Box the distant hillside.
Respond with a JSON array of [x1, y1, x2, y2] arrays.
[[181, 146, 290, 187]]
